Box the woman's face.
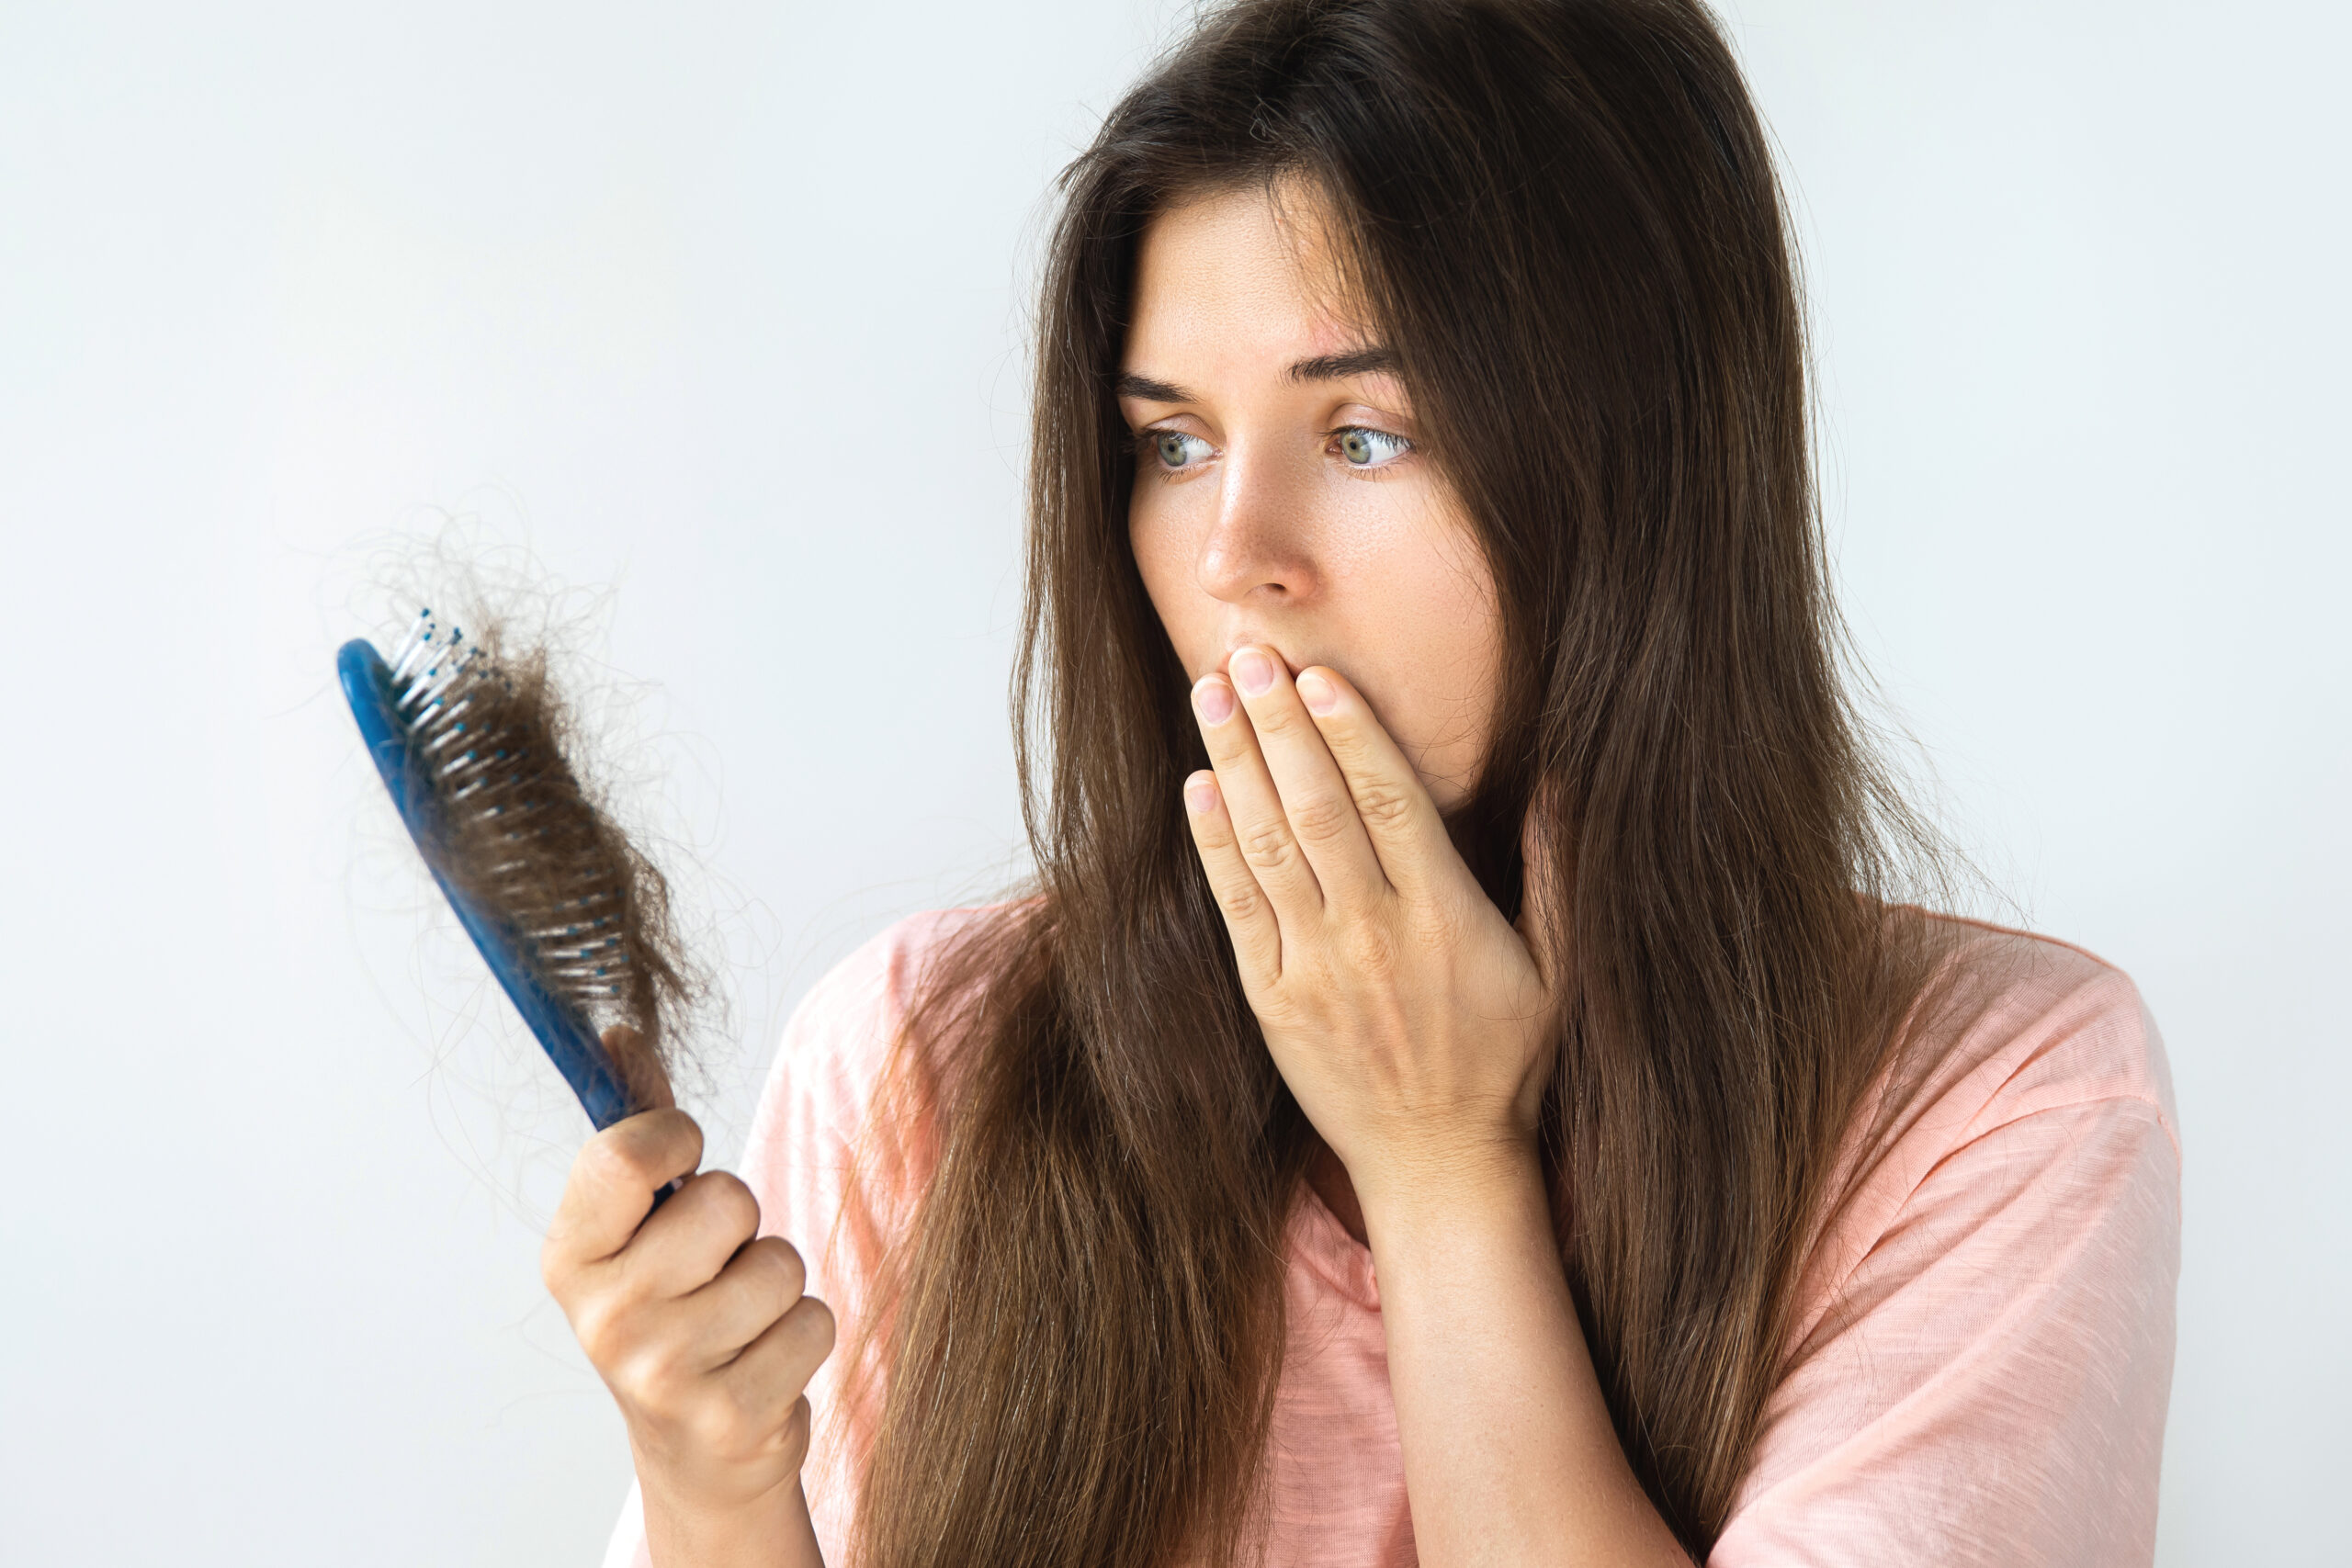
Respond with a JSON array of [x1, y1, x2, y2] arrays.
[[1121, 184, 1503, 810]]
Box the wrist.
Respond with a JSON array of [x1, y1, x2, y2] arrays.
[[637, 1461, 819, 1568], [1350, 1131, 1549, 1250]]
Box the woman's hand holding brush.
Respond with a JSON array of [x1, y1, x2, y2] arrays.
[[544, 1030, 834, 1568]]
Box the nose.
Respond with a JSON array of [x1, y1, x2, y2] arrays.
[[1193, 442, 1320, 606]]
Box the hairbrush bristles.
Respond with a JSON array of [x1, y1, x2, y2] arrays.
[[343, 608, 690, 1127]]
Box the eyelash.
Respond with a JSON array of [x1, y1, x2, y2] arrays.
[[1132, 425, 1416, 477]]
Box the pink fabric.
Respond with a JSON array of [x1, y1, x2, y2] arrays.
[[605, 908, 2179, 1567]]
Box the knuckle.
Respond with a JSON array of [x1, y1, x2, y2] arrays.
[[1288, 793, 1355, 843], [749, 1237, 807, 1306], [575, 1131, 639, 1189], [1352, 780, 1418, 829], [695, 1171, 762, 1241], [616, 1341, 695, 1416], [1342, 920, 1399, 976], [1239, 822, 1296, 874], [570, 1296, 628, 1366], [1217, 881, 1265, 925], [1318, 723, 1366, 760], [685, 1396, 755, 1459], [793, 1295, 840, 1361], [1205, 729, 1254, 769]]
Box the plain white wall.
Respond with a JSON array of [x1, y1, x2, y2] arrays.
[[1, 3, 2341, 1562]]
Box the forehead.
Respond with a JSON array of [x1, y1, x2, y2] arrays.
[[1123, 184, 1368, 372]]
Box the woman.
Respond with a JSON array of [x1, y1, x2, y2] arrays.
[[548, 2, 2181, 1563]]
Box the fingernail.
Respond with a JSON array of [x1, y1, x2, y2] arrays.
[[1231, 647, 1275, 696], [1184, 772, 1218, 813], [1193, 676, 1236, 725], [1296, 670, 1337, 715]]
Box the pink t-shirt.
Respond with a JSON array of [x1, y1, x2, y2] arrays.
[[605, 907, 2180, 1566]]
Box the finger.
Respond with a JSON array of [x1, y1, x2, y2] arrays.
[[678, 1235, 808, 1366], [716, 1294, 838, 1419], [545, 1109, 705, 1276], [1193, 671, 1323, 922], [1290, 665, 1461, 902], [1182, 768, 1284, 985], [1225, 646, 1388, 914], [619, 1168, 764, 1300]]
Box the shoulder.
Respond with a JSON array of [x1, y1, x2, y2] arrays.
[[739, 901, 1022, 1212], [772, 906, 1002, 1101], [1795, 915, 2182, 1322], [787, 903, 1011, 1049], [1881, 915, 2179, 1170], [1713, 922, 2185, 1562]]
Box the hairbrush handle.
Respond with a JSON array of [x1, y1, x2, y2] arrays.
[[340, 637, 652, 1135]]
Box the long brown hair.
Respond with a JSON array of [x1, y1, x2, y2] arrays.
[[850, 2, 1945, 1561]]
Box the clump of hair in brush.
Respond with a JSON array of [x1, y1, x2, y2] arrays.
[[385, 605, 697, 1110]]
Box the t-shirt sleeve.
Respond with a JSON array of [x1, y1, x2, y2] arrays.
[[1710, 952, 2182, 1568], [601, 912, 950, 1568]]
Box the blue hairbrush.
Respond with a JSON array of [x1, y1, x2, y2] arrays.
[[340, 610, 684, 1134]]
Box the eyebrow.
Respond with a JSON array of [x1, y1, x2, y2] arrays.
[[1285, 345, 1400, 384], [1114, 372, 1193, 403], [1113, 344, 1401, 406]]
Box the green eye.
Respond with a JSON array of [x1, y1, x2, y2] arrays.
[[1336, 427, 1410, 468], [1153, 431, 1211, 468]]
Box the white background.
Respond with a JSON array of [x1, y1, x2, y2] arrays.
[[2, 2, 2342, 1562]]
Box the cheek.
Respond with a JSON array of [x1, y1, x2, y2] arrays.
[[1343, 501, 1503, 796], [1128, 496, 1206, 665], [1341, 485, 1495, 658]]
